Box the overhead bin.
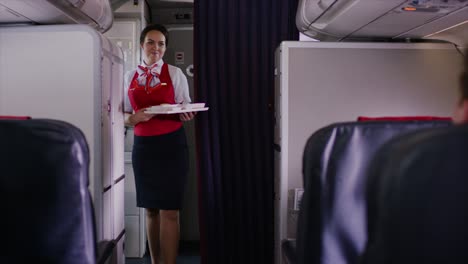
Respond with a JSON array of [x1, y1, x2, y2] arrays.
[[296, 0, 468, 41], [0, 0, 113, 33]]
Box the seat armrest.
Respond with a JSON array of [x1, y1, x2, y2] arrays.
[[282, 239, 297, 264]]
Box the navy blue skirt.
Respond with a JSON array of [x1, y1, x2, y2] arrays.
[[132, 127, 188, 210]]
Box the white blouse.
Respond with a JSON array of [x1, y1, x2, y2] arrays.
[[123, 59, 191, 113]]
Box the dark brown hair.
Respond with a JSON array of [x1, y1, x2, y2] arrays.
[[139, 24, 169, 46]]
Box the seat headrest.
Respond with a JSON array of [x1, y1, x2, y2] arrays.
[[363, 124, 468, 264], [297, 120, 452, 264], [0, 119, 96, 264]]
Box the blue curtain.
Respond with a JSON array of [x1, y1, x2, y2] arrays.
[[194, 0, 299, 263]]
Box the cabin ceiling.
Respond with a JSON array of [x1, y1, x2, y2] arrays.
[[110, 0, 467, 47], [296, 0, 468, 47], [425, 21, 468, 48]]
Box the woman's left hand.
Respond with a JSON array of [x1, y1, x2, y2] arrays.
[[179, 112, 196, 121]]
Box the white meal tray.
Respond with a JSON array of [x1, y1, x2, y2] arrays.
[[145, 103, 209, 114]]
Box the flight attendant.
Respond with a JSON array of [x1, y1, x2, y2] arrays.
[[124, 24, 195, 264]]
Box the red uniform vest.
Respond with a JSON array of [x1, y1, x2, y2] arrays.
[[128, 63, 182, 136]]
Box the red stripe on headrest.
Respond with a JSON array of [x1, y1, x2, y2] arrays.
[[0, 116, 31, 120], [358, 116, 452, 122]]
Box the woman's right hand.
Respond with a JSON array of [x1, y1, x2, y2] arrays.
[[129, 108, 156, 125]]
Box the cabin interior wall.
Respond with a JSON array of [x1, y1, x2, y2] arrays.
[[281, 42, 462, 196]]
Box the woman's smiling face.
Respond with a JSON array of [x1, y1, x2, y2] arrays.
[[141, 30, 167, 65]]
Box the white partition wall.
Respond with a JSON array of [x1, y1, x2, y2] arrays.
[[274, 41, 463, 264], [0, 24, 125, 264], [105, 18, 147, 258]]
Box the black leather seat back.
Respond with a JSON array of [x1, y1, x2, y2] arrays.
[[0, 119, 96, 264], [362, 124, 468, 264], [297, 120, 451, 264]]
